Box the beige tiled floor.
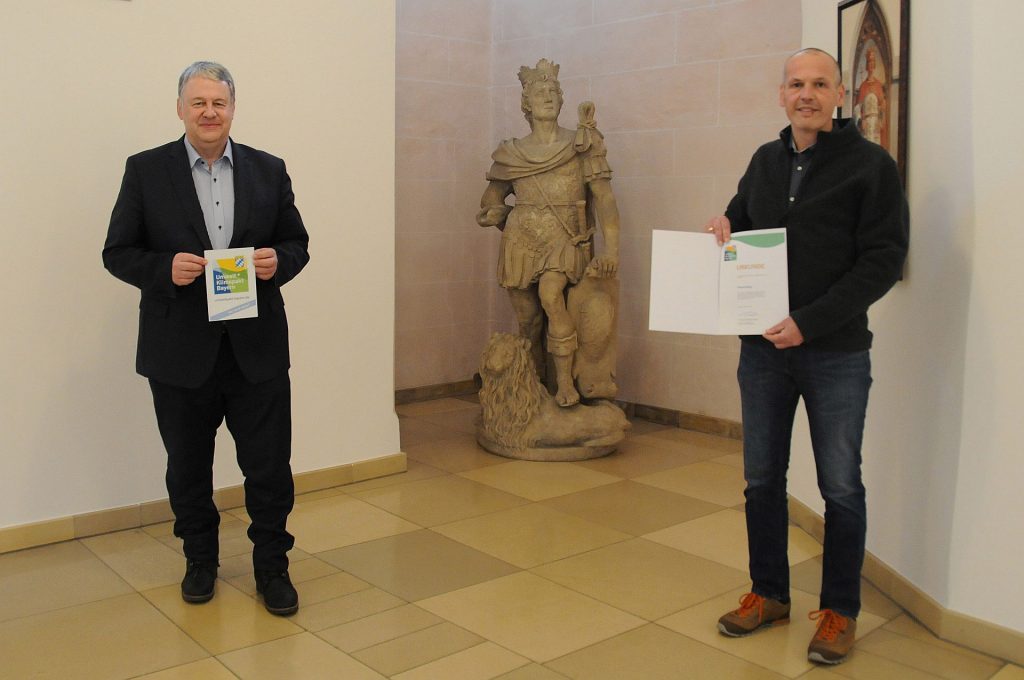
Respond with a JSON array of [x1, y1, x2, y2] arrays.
[[0, 395, 1019, 679]]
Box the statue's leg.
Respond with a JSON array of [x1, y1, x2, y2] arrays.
[[538, 272, 579, 407], [506, 287, 545, 378]]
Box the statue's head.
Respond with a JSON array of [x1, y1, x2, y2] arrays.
[[518, 59, 563, 125]]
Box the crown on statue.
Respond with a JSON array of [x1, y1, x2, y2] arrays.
[[518, 59, 560, 89]]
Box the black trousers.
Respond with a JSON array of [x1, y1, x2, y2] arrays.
[[148, 333, 294, 572]]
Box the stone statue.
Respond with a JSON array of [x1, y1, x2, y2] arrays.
[[475, 59, 628, 461], [477, 58, 621, 407], [477, 333, 630, 461]]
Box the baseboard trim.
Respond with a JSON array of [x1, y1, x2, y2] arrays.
[[788, 496, 1023, 665], [620, 402, 743, 440], [395, 379, 479, 405], [0, 452, 407, 556], [396, 380, 744, 441]]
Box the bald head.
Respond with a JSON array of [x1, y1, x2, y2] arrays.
[[783, 48, 842, 86], [778, 48, 845, 149]]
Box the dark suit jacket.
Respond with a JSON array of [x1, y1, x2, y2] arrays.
[[103, 137, 310, 389]]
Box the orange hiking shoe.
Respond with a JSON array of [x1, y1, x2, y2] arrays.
[[807, 609, 856, 664], [717, 592, 791, 637]]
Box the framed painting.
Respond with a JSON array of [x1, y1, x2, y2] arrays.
[[838, 0, 910, 186]]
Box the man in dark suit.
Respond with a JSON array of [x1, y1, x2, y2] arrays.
[[103, 61, 309, 616]]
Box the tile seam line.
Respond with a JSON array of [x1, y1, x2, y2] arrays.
[[396, 77, 491, 88], [489, 52, 794, 73], [404, 49, 792, 88], [381, 638, 529, 678], [397, 30, 491, 46], [497, 8, 726, 39], [317, 605, 442, 655], [0, 586, 148, 628]]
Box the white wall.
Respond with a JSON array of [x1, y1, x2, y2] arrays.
[[0, 0, 399, 529], [950, 0, 1024, 630], [799, 0, 1024, 633]]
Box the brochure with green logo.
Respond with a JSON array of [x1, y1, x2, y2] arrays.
[[204, 247, 258, 321]]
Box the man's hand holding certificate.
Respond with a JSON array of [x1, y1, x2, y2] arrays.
[[649, 228, 789, 335]]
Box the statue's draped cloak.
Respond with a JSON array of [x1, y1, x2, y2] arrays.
[[485, 126, 612, 289]]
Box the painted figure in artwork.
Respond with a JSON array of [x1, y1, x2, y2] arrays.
[[854, 48, 888, 148], [477, 59, 621, 407]]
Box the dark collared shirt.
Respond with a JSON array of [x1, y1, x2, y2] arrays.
[[788, 137, 816, 205]]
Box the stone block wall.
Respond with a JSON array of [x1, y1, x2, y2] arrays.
[[397, 0, 802, 420]]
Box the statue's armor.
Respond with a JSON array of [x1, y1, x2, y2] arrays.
[[499, 155, 591, 289]]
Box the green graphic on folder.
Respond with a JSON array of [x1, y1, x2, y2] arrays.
[[212, 255, 250, 295]]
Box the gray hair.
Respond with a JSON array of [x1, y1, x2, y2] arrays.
[[783, 48, 842, 86], [177, 61, 235, 101]]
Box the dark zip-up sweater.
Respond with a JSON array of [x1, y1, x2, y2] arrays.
[[725, 119, 909, 351]]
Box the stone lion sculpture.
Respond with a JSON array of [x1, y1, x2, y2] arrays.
[[477, 332, 630, 461]]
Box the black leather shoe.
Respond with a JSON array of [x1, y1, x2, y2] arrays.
[[181, 560, 217, 603], [255, 570, 299, 616]]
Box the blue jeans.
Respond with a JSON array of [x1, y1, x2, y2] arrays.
[[738, 340, 871, 619]]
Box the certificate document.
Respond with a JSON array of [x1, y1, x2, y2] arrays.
[[204, 247, 258, 321], [649, 228, 788, 335]]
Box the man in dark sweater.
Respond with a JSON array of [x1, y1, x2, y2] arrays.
[[706, 48, 908, 664]]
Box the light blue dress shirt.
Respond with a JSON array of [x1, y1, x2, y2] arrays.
[[184, 137, 235, 250]]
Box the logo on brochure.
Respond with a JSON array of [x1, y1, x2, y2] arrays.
[[723, 244, 737, 262], [212, 256, 250, 295]]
